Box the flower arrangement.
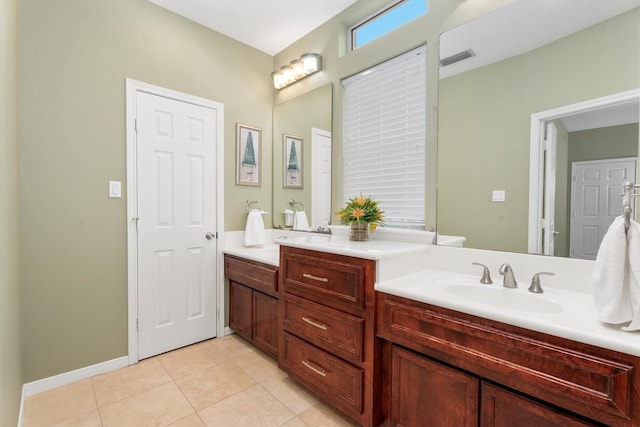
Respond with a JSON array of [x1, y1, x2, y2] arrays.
[[337, 194, 385, 231]]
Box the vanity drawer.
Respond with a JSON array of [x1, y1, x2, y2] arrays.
[[280, 247, 374, 314], [377, 292, 637, 427], [280, 332, 363, 419], [224, 255, 278, 297], [282, 293, 364, 364]]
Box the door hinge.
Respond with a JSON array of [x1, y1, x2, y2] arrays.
[[136, 318, 139, 331], [132, 217, 140, 232], [134, 118, 138, 133]]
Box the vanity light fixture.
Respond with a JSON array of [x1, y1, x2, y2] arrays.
[[271, 53, 322, 89]]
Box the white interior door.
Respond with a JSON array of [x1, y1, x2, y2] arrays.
[[542, 122, 557, 255], [570, 157, 637, 260], [311, 127, 332, 229], [136, 91, 218, 359]]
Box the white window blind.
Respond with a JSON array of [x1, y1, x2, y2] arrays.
[[342, 45, 426, 228]]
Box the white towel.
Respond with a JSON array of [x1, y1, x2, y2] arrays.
[[293, 211, 309, 231], [244, 209, 266, 247], [622, 219, 640, 331], [592, 216, 640, 331]]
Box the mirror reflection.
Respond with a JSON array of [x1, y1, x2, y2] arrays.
[[437, 0, 640, 258], [272, 83, 332, 230]]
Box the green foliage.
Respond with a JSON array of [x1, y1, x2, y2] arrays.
[[336, 194, 385, 230], [287, 141, 299, 171], [242, 132, 256, 166]]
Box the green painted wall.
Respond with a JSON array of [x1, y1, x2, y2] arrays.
[[18, 0, 273, 382], [569, 123, 639, 162], [438, 9, 640, 252], [0, 0, 22, 423]]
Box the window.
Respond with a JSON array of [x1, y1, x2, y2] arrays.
[[342, 45, 426, 229], [351, 0, 427, 50]]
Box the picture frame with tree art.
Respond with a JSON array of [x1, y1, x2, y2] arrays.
[[236, 123, 261, 186], [283, 134, 303, 188]]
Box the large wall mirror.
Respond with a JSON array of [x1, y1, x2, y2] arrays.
[[272, 83, 332, 229], [437, 0, 640, 259]]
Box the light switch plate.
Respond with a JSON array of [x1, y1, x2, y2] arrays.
[[492, 190, 505, 202], [109, 181, 122, 198]]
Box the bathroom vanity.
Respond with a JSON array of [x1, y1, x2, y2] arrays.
[[225, 232, 640, 426], [377, 292, 638, 426], [279, 245, 381, 426], [224, 254, 280, 358]]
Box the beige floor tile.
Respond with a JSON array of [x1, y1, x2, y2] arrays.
[[281, 417, 309, 427], [91, 357, 172, 406], [204, 334, 256, 358], [231, 348, 285, 383], [262, 375, 318, 415], [297, 402, 358, 427], [158, 340, 231, 380], [54, 409, 102, 427], [99, 382, 194, 427], [23, 379, 97, 427], [198, 384, 296, 427], [175, 360, 256, 410], [167, 413, 207, 427]]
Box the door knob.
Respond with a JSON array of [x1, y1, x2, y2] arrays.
[[205, 232, 216, 240]]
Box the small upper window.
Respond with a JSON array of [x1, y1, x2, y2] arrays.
[[350, 0, 427, 50]]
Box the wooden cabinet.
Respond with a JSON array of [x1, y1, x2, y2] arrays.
[[391, 345, 478, 427], [279, 246, 381, 426], [377, 292, 640, 427], [225, 255, 279, 358], [480, 382, 594, 427]]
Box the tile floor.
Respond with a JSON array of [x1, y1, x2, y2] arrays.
[[22, 334, 357, 427]]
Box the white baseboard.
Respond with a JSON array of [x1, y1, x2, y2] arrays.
[[224, 326, 234, 336], [18, 356, 128, 426]]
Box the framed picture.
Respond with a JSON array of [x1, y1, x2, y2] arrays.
[[283, 134, 303, 189], [236, 123, 261, 186]]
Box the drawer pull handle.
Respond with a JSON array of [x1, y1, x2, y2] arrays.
[[302, 360, 327, 377], [302, 316, 328, 330], [302, 273, 329, 282]]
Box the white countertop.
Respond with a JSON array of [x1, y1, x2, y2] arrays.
[[376, 268, 640, 357], [273, 233, 429, 261]]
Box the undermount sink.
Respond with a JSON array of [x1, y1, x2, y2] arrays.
[[445, 284, 563, 314]]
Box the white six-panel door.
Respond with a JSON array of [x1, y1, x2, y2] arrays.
[[135, 91, 219, 359], [570, 157, 637, 260]]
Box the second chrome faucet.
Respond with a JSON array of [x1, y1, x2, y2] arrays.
[[498, 263, 517, 288]]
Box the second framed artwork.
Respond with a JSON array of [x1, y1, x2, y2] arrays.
[[283, 134, 303, 188], [236, 123, 261, 186]]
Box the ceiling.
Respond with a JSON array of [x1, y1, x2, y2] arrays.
[[146, 0, 358, 56], [148, 0, 639, 131]]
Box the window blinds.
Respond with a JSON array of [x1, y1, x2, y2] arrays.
[[342, 45, 426, 228]]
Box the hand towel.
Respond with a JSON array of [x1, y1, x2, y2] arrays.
[[622, 219, 640, 332], [244, 209, 266, 247], [293, 210, 310, 231], [592, 216, 633, 325]]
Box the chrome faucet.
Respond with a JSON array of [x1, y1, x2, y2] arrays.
[[498, 263, 517, 288], [472, 262, 493, 284], [528, 272, 555, 293]]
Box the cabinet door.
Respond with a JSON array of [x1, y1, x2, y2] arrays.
[[391, 345, 478, 427], [229, 281, 252, 341], [480, 382, 596, 427], [253, 291, 279, 357]]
